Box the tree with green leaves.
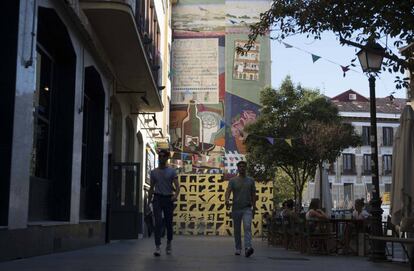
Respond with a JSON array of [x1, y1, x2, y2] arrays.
[[245, 77, 361, 206], [272, 170, 295, 207], [244, 0, 413, 89]]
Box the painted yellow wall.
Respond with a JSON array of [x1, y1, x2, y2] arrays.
[[173, 174, 273, 236]]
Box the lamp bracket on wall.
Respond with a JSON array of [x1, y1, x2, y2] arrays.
[[142, 127, 164, 138], [129, 112, 158, 126]]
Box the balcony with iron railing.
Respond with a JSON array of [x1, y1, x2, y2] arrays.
[[134, 4, 161, 85], [79, 0, 163, 112], [340, 165, 357, 175], [361, 165, 371, 176]]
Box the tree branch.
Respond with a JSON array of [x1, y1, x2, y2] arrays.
[[339, 37, 411, 70]]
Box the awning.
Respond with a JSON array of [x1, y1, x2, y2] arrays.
[[81, 1, 163, 112]]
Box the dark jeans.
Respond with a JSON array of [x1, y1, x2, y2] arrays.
[[153, 194, 174, 246]]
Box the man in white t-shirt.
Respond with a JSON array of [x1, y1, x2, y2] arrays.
[[148, 149, 180, 256]]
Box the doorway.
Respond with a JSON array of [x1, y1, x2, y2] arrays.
[[109, 162, 140, 239], [79, 66, 105, 220]]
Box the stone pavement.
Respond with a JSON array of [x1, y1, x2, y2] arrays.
[[0, 236, 409, 271]]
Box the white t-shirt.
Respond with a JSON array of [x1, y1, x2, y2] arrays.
[[352, 209, 370, 220]]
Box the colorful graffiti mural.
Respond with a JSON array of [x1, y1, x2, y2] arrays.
[[170, 1, 271, 213], [173, 174, 273, 236]]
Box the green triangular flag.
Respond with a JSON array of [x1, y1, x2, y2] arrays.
[[311, 54, 321, 63]]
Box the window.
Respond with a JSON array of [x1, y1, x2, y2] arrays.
[[382, 155, 392, 175], [31, 49, 53, 178], [362, 126, 370, 146], [29, 7, 76, 221], [344, 183, 354, 208], [383, 127, 393, 146], [342, 154, 355, 174], [362, 154, 371, 175]]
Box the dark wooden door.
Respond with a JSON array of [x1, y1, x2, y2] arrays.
[[109, 163, 140, 240]]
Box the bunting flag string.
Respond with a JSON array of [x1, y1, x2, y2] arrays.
[[275, 39, 361, 77], [246, 133, 298, 147]]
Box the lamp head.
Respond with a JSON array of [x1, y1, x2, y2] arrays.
[[357, 41, 385, 73]]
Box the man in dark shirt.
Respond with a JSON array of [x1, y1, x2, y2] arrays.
[[148, 149, 180, 256], [225, 161, 256, 257]]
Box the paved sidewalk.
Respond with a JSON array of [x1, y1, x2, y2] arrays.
[[0, 236, 409, 271]]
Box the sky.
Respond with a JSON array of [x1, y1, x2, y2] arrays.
[[270, 32, 407, 99]]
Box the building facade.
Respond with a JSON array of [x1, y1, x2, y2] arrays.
[[0, 0, 172, 261], [306, 90, 405, 209]]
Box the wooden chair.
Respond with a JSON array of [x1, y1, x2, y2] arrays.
[[268, 217, 284, 246], [304, 220, 336, 254]]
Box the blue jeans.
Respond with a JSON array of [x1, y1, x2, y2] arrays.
[[232, 207, 253, 250], [153, 195, 174, 246]]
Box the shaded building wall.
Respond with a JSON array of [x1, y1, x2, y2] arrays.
[[0, 0, 20, 226]]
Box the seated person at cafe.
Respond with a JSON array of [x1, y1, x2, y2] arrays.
[[306, 198, 329, 221], [341, 199, 370, 254], [306, 198, 329, 234], [283, 199, 300, 223], [352, 199, 370, 220], [279, 201, 288, 218]]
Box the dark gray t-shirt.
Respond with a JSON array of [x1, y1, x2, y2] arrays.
[[229, 176, 256, 211], [150, 167, 177, 195]]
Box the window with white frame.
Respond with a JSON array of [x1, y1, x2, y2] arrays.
[[362, 154, 371, 175], [343, 154, 355, 174], [382, 155, 392, 175], [383, 127, 393, 146]]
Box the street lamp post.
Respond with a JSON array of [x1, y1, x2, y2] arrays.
[[357, 41, 386, 260]]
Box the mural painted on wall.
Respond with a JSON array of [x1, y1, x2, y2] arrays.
[[225, 0, 270, 29], [173, 174, 273, 236], [172, 0, 226, 33], [169, 100, 226, 174], [169, 1, 271, 197], [170, 34, 226, 174], [233, 40, 260, 81], [224, 92, 260, 175]]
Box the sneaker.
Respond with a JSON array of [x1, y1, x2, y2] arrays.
[[166, 242, 172, 255], [245, 247, 254, 257], [235, 249, 241, 256], [154, 247, 161, 257]]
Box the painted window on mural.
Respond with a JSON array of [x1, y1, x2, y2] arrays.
[[171, 38, 219, 104], [233, 40, 260, 81]]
